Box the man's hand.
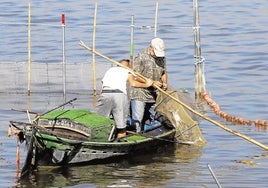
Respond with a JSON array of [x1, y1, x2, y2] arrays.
[[152, 80, 162, 88], [162, 82, 168, 90]]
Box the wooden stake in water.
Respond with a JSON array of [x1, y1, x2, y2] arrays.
[[62, 13, 66, 98], [27, 2, 31, 96], [92, 1, 98, 96], [193, 0, 206, 100], [154, 1, 159, 37], [129, 15, 134, 68]]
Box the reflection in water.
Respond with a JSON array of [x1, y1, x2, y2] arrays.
[[236, 152, 268, 166], [17, 144, 204, 187]]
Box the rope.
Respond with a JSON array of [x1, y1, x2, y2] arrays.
[[202, 92, 267, 130], [194, 55, 205, 65]]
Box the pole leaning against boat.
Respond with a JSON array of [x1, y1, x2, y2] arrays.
[[79, 42, 268, 151]]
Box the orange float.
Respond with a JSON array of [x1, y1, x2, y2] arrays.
[[201, 92, 266, 130]]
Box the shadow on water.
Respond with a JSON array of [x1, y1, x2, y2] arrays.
[[16, 144, 204, 188]]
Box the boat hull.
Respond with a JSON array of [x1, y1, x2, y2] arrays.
[[32, 127, 175, 166], [10, 119, 175, 168]]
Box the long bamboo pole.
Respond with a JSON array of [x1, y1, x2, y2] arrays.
[[27, 2, 31, 96], [79, 40, 268, 151], [92, 1, 98, 96]]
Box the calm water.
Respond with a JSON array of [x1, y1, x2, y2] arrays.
[[1, 0, 268, 187]]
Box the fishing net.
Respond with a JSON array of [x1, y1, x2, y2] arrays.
[[155, 89, 206, 145]]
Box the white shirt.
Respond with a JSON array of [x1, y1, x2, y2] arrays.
[[102, 66, 129, 94]]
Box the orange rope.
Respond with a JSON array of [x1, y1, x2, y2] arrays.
[[202, 92, 267, 131]]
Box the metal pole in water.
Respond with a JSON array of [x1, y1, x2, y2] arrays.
[[130, 15, 134, 68], [193, 0, 206, 101], [154, 1, 159, 37], [207, 164, 222, 188], [61, 13, 66, 98]]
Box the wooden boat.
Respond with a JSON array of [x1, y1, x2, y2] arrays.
[[9, 106, 177, 175], [9, 89, 205, 177]]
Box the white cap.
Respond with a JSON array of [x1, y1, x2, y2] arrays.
[[151, 37, 165, 57]]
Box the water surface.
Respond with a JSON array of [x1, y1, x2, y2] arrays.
[[0, 0, 268, 187]]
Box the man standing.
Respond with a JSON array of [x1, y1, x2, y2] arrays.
[[96, 59, 154, 139], [129, 37, 168, 132]]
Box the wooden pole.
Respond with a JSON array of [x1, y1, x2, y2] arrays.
[[27, 2, 31, 96], [79, 41, 268, 151], [154, 1, 159, 37], [130, 15, 134, 68], [61, 13, 66, 98], [92, 1, 98, 96]]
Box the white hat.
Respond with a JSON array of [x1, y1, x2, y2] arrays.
[[151, 37, 165, 57]]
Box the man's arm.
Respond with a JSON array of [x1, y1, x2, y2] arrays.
[[128, 74, 153, 88]]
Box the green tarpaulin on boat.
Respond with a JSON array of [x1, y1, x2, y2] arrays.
[[40, 109, 114, 127], [39, 110, 115, 141]]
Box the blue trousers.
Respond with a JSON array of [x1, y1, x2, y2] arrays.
[[130, 100, 156, 132]]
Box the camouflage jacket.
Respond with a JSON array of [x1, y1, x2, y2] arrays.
[[129, 47, 166, 102]]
